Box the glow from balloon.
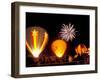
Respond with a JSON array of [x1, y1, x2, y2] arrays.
[[26, 27, 48, 58], [51, 39, 67, 58], [32, 49, 40, 58]]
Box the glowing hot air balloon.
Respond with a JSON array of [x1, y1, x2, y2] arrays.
[[51, 39, 67, 58], [26, 27, 48, 58], [75, 44, 88, 56]]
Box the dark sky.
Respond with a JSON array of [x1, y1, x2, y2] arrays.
[[26, 12, 89, 47]]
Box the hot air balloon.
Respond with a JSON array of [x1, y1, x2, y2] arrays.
[[26, 27, 49, 58], [51, 39, 67, 58], [75, 44, 88, 56]]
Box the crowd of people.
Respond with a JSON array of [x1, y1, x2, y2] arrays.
[[26, 52, 89, 67]]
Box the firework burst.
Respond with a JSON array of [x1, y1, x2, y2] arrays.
[[59, 23, 76, 41]]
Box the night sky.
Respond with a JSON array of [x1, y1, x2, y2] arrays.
[[26, 12, 90, 67]]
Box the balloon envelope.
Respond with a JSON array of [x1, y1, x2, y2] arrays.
[[51, 39, 67, 58]]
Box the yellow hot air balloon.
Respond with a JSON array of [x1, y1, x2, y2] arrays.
[[26, 27, 48, 58], [51, 39, 67, 58]]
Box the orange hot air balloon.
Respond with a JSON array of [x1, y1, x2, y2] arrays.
[[51, 39, 67, 58], [26, 27, 48, 58], [75, 44, 87, 56]]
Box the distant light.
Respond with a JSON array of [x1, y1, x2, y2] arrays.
[[32, 49, 40, 58]]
